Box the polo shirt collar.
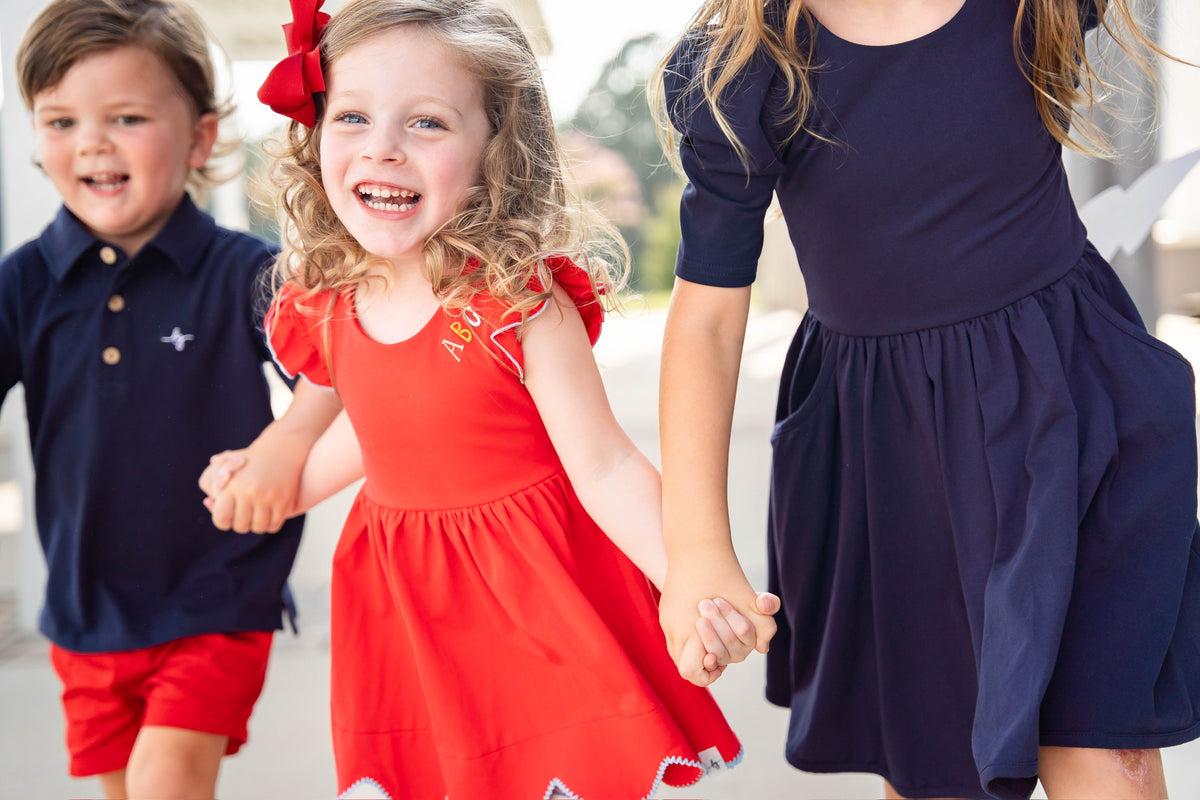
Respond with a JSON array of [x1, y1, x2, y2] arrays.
[[38, 194, 216, 282]]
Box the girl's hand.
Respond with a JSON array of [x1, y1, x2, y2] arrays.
[[696, 593, 781, 673]]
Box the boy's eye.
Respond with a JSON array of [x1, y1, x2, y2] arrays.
[[334, 112, 368, 125], [115, 115, 145, 126], [414, 117, 444, 130], [46, 118, 75, 131]]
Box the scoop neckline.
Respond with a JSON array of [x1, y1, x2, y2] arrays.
[[812, 0, 971, 50], [347, 289, 444, 347]]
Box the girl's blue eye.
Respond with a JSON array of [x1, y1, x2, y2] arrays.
[[335, 112, 368, 125], [414, 117, 443, 130]]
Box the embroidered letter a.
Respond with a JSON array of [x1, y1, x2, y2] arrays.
[[441, 338, 465, 362]]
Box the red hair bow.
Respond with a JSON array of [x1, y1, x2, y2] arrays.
[[257, 0, 331, 127]]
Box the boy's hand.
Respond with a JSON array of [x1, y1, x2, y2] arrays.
[[200, 450, 247, 502]]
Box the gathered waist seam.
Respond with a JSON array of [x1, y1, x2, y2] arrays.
[[360, 468, 567, 514], [808, 243, 1091, 340]]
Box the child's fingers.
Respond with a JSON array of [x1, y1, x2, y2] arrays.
[[250, 502, 276, 535], [198, 454, 244, 496], [696, 608, 732, 666], [677, 636, 718, 687], [231, 495, 256, 534], [210, 492, 236, 531], [712, 597, 757, 648], [701, 598, 756, 663], [756, 591, 782, 616]]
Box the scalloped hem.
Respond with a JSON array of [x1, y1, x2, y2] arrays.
[[336, 776, 392, 799], [543, 744, 746, 800]]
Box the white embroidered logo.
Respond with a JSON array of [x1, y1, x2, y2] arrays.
[[160, 327, 195, 351]]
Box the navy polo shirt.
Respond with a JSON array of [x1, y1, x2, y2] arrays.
[[0, 195, 303, 653]]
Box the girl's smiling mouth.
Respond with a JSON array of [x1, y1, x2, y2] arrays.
[[355, 182, 420, 212]]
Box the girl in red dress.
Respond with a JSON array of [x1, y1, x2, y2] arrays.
[[200, 1, 765, 797]]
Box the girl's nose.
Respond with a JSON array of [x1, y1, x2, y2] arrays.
[[360, 126, 407, 164]]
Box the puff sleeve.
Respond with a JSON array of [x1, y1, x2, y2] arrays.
[[483, 255, 604, 382], [264, 284, 334, 387], [664, 35, 790, 287]]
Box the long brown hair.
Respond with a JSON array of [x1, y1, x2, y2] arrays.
[[652, 0, 1176, 165]]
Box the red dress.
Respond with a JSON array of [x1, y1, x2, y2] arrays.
[[267, 256, 741, 799]]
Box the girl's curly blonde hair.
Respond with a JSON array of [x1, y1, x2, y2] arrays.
[[267, 0, 627, 324]]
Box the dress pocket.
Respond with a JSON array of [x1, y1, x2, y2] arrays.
[[770, 317, 836, 444], [1076, 271, 1195, 372]]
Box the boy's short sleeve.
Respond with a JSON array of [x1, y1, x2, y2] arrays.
[[264, 284, 333, 387], [664, 36, 789, 288]]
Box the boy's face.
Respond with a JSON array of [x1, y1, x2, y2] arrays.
[[31, 46, 218, 257]]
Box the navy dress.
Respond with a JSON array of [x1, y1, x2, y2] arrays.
[[666, 1, 1200, 798]]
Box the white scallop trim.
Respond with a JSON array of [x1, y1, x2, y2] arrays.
[[543, 778, 581, 799], [263, 304, 337, 391], [336, 776, 392, 799], [541, 745, 745, 800], [489, 289, 551, 385]]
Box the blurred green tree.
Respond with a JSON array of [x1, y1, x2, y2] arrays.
[[564, 33, 683, 291]]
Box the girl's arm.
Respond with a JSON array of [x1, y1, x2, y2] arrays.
[[523, 287, 669, 589], [524, 286, 773, 683], [658, 278, 778, 683], [202, 379, 344, 532], [294, 409, 364, 513]]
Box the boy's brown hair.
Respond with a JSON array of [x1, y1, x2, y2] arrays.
[[16, 0, 236, 189]]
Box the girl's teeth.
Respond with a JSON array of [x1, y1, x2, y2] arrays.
[[362, 195, 417, 212], [359, 186, 417, 211]]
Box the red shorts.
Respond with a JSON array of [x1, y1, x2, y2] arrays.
[[50, 631, 273, 777]]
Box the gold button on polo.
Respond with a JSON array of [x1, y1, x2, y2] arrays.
[[99, 246, 117, 265], [102, 346, 121, 365], [107, 294, 125, 313]]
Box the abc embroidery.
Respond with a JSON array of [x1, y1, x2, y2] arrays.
[[440, 307, 482, 363]]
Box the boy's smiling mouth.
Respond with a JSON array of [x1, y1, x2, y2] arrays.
[[82, 172, 129, 192], [355, 182, 420, 212]]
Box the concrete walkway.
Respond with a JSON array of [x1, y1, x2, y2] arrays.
[[3, 308, 1200, 798]]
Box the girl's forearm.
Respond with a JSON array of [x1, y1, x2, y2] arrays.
[[568, 443, 668, 589], [659, 280, 752, 562], [295, 410, 364, 514]]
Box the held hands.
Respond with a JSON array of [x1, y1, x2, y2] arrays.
[[663, 552, 780, 687], [198, 445, 297, 533]]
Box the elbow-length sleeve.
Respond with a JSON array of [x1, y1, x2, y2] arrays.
[[664, 36, 790, 287]]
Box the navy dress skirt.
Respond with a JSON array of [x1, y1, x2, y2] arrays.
[[666, 0, 1200, 797]]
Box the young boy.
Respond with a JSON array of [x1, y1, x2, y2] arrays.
[[0, 1, 304, 797]]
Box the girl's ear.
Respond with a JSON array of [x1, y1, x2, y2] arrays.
[[187, 112, 220, 170]]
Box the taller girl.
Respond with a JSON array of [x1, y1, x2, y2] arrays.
[[654, 0, 1200, 798]]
